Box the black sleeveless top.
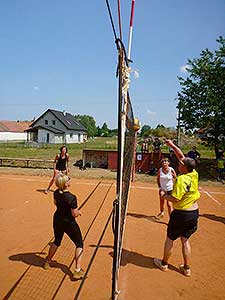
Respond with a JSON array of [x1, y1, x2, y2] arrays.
[[54, 190, 77, 221], [55, 154, 68, 171]]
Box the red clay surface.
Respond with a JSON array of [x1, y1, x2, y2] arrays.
[[0, 174, 225, 300]]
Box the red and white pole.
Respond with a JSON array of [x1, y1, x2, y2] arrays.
[[127, 0, 135, 60]]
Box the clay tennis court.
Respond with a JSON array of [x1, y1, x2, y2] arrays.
[[0, 173, 225, 300]]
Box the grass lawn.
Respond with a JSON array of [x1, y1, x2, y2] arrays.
[[0, 137, 219, 182]]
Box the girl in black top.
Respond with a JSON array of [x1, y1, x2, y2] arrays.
[[44, 173, 84, 279], [45, 146, 69, 194]]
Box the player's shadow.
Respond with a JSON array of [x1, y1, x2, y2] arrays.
[[89, 245, 179, 274], [9, 252, 73, 277], [120, 249, 179, 273], [9, 252, 46, 267], [127, 212, 168, 225], [200, 213, 225, 225]]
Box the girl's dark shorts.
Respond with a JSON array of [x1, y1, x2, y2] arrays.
[[167, 209, 199, 240], [53, 214, 83, 248]]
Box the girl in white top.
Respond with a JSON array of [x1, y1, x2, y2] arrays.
[[156, 158, 176, 219]]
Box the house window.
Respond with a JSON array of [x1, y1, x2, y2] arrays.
[[45, 120, 48, 125], [52, 120, 56, 125], [78, 133, 81, 142], [70, 133, 73, 138]]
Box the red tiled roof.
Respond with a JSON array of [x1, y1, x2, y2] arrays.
[[0, 121, 31, 132]]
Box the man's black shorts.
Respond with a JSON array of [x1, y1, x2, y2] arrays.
[[167, 209, 199, 240]]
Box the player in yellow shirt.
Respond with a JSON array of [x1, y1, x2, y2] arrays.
[[216, 153, 225, 182], [154, 139, 200, 277]]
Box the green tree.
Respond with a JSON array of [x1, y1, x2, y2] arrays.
[[177, 36, 225, 153], [96, 126, 102, 137], [74, 114, 97, 138], [101, 122, 109, 137], [140, 125, 151, 137], [108, 128, 118, 137]]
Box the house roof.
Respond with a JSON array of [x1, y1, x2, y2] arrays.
[[30, 109, 87, 131], [25, 125, 65, 134], [0, 121, 31, 132]]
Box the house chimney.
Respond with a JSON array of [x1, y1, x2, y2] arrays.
[[63, 110, 66, 116]]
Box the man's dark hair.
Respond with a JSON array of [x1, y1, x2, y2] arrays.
[[183, 157, 196, 172]]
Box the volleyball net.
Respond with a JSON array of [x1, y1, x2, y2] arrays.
[[104, 1, 137, 299], [111, 44, 136, 300]]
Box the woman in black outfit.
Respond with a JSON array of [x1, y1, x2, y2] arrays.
[[44, 173, 84, 279], [45, 145, 69, 194]]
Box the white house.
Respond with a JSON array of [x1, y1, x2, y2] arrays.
[[0, 121, 31, 142], [26, 109, 87, 144]]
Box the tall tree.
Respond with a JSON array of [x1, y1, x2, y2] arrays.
[[140, 125, 151, 137], [101, 122, 109, 137], [74, 114, 97, 138], [177, 36, 225, 152]]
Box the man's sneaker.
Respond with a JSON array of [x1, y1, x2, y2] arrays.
[[73, 268, 85, 279], [155, 212, 164, 220], [179, 264, 191, 277], [153, 258, 168, 271]]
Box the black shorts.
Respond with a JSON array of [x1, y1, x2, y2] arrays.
[[167, 209, 199, 240], [53, 214, 83, 248], [165, 190, 172, 195]]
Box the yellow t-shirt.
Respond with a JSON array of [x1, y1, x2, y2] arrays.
[[171, 170, 200, 210], [217, 159, 225, 169]]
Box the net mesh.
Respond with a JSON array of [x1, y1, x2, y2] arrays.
[[112, 46, 136, 300], [119, 93, 135, 252]]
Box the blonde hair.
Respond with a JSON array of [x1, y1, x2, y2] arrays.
[[55, 173, 70, 193]]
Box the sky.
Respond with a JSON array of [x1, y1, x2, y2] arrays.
[[0, 0, 224, 129]]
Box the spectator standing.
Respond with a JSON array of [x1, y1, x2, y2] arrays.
[[187, 146, 201, 164], [141, 138, 149, 153], [216, 153, 225, 183], [152, 137, 162, 153], [151, 137, 162, 169]]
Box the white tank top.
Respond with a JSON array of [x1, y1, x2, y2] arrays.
[[159, 167, 174, 191]]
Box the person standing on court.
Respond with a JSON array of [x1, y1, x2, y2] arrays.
[[43, 173, 84, 279], [154, 139, 200, 277], [155, 158, 176, 220], [45, 145, 69, 194]]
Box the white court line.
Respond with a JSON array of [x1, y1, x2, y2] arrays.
[[1, 175, 225, 196], [206, 191, 225, 195], [0, 175, 157, 190], [0, 175, 99, 185], [201, 189, 222, 206], [0, 176, 47, 182], [131, 185, 158, 191]]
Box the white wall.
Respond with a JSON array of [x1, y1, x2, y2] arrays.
[[38, 129, 55, 143], [55, 135, 64, 144], [65, 132, 84, 143], [0, 132, 27, 141], [33, 129, 85, 144]]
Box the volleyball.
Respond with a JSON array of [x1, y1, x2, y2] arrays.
[[133, 118, 140, 132]]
